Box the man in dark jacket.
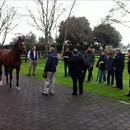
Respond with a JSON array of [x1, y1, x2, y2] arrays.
[[83, 47, 95, 82], [69, 49, 85, 96], [62, 48, 72, 77], [114, 49, 124, 89], [42, 47, 58, 95]]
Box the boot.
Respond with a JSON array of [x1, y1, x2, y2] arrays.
[[125, 91, 130, 96]]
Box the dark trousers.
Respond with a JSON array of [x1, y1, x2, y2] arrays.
[[107, 70, 114, 85], [115, 70, 123, 89], [83, 66, 93, 82], [72, 75, 83, 94], [64, 61, 69, 77]]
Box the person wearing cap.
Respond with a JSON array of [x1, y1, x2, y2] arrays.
[[83, 47, 95, 82], [106, 51, 115, 86], [42, 46, 58, 95], [27, 45, 38, 76], [114, 49, 124, 89], [69, 49, 85, 96]]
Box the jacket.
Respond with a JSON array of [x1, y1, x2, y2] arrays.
[[69, 54, 85, 77], [106, 57, 115, 72], [114, 52, 124, 72], [98, 55, 107, 70], [44, 51, 58, 72], [62, 51, 72, 63], [84, 51, 95, 66], [28, 50, 38, 61]]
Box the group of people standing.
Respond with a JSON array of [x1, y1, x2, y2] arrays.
[[62, 47, 125, 96], [26, 44, 127, 96], [62, 47, 95, 95], [96, 49, 124, 90]]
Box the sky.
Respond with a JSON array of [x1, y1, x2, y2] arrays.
[[2, 0, 130, 45]]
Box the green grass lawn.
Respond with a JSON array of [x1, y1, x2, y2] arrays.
[[20, 58, 130, 102]]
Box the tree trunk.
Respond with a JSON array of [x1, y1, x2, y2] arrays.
[[45, 32, 49, 57]]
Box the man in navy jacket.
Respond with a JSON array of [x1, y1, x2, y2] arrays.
[[42, 47, 58, 95]]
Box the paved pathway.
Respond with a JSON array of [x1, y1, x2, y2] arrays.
[[0, 75, 130, 130]]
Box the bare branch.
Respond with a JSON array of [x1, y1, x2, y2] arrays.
[[0, 1, 18, 45], [113, 0, 130, 14], [28, 8, 45, 33], [62, 0, 77, 53]]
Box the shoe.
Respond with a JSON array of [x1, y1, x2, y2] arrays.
[[27, 73, 30, 76], [50, 93, 54, 96], [117, 88, 123, 90], [125, 91, 130, 96], [72, 92, 77, 96], [0, 80, 2, 86], [41, 92, 48, 96], [79, 93, 83, 96], [16, 86, 21, 91]]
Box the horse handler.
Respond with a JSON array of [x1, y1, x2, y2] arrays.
[[42, 47, 58, 96], [27, 45, 38, 76]]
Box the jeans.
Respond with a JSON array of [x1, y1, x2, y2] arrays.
[[99, 69, 106, 83], [64, 61, 69, 77]]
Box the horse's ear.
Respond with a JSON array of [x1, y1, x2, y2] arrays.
[[18, 37, 21, 41]]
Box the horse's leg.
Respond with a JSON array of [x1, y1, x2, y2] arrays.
[[16, 69, 19, 87], [16, 66, 20, 90], [9, 70, 13, 88], [4, 66, 9, 85], [0, 64, 2, 86]]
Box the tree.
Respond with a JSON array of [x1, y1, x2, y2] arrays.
[[57, 16, 93, 50], [61, 0, 76, 52], [93, 23, 122, 48], [25, 32, 37, 44], [38, 36, 45, 44], [103, 0, 130, 28], [0, 0, 18, 46], [28, 0, 65, 56]]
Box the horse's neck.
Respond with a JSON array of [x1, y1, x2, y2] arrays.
[[11, 47, 22, 59]]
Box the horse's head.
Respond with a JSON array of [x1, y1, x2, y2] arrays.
[[15, 37, 26, 52]]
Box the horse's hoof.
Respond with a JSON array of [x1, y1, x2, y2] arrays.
[[16, 86, 21, 91], [8, 87, 12, 90], [0, 80, 2, 86]]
